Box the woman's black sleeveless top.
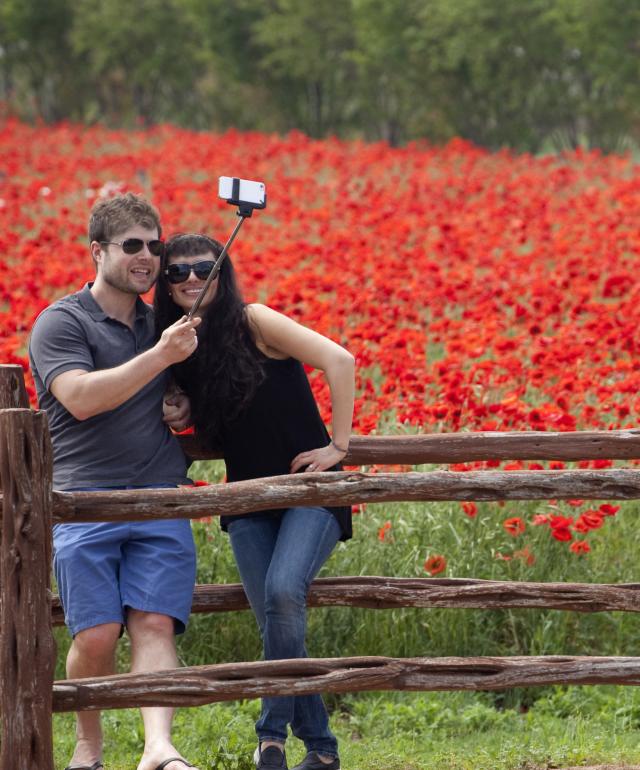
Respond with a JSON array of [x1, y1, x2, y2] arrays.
[[216, 355, 352, 541]]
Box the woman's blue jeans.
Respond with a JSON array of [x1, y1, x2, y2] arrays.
[[228, 506, 341, 756]]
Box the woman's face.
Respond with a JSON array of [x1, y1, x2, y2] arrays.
[[165, 252, 219, 316]]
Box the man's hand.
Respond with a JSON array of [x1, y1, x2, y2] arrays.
[[50, 316, 202, 421], [156, 316, 202, 366], [163, 390, 191, 432]]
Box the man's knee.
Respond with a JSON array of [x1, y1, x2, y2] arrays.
[[126, 609, 175, 639], [72, 623, 121, 660]]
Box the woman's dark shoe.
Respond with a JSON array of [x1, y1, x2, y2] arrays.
[[291, 752, 340, 770], [254, 744, 288, 769]]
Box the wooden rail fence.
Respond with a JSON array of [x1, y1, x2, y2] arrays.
[[2, 363, 640, 768]]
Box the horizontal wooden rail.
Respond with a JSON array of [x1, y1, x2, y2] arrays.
[[40, 468, 640, 523], [53, 655, 640, 711], [179, 430, 640, 464], [49, 577, 640, 624]]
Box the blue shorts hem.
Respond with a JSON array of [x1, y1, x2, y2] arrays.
[[67, 615, 124, 638], [122, 601, 191, 635]]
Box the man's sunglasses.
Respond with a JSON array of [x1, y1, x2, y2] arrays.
[[100, 238, 165, 257], [164, 260, 217, 284]]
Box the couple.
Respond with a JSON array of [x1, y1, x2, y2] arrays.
[[29, 193, 355, 770]]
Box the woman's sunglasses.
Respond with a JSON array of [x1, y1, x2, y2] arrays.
[[164, 260, 217, 284], [100, 238, 165, 257]]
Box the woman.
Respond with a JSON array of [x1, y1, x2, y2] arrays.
[[154, 234, 355, 770]]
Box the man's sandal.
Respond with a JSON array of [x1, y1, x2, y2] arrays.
[[64, 762, 104, 770], [154, 759, 195, 770]]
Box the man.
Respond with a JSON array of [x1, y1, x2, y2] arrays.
[[29, 193, 201, 770]]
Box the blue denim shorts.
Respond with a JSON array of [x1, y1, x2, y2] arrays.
[[53, 487, 196, 637]]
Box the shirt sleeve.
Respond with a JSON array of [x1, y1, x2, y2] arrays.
[[29, 307, 95, 392]]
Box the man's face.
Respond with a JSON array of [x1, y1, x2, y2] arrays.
[[93, 224, 162, 296]]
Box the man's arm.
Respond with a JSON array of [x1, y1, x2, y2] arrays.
[[50, 316, 201, 421]]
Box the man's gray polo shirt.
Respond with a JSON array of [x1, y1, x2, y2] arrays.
[[29, 283, 189, 490]]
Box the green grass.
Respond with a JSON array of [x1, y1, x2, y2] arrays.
[[53, 688, 640, 769]]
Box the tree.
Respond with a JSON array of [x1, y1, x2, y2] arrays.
[[0, 0, 79, 121], [248, 0, 356, 136], [350, 0, 427, 145], [545, 0, 640, 151], [410, 0, 569, 151], [69, 0, 204, 125]]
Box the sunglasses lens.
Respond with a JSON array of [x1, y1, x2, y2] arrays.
[[166, 261, 216, 284], [166, 265, 191, 284], [148, 240, 165, 257], [120, 238, 164, 256], [193, 261, 216, 280], [121, 238, 145, 254]]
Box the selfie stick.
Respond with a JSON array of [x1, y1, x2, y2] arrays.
[[187, 181, 265, 320], [186, 214, 246, 319]]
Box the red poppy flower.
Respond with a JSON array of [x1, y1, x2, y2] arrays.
[[424, 555, 447, 575], [513, 546, 535, 566], [461, 502, 478, 518], [532, 514, 550, 526], [574, 510, 604, 532], [503, 517, 526, 536], [378, 521, 392, 542], [570, 540, 590, 554]]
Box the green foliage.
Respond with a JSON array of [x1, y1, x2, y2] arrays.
[[3, 0, 640, 149], [53, 688, 640, 769], [0, 0, 78, 121], [249, 0, 356, 136], [69, 0, 205, 125]]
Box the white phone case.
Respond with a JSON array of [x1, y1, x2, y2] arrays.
[[218, 176, 266, 205]]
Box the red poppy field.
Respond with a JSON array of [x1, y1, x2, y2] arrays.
[[2, 118, 639, 560]]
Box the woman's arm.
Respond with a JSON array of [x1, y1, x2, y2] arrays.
[[246, 303, 355, 473]]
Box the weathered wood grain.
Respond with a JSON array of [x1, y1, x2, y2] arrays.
[[179, 430, 640, 464], [48, 468, 640, 523], [50, 576, 640, 624], [0, 365, 30, 410], [179, 576, 640, 614], [52, 655, 640, 711], [0, 409, 56, 769]]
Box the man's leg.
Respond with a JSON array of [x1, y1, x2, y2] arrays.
[[119, 518, 197, 769], [54, 520, 129, 768], [65, 623, 122, 767], [128, 609, 199, 770]]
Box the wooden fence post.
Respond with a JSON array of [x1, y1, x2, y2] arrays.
[[0, 366, 55, 769], [0, 364, 30, 410]]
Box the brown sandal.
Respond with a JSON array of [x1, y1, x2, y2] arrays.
[[154, 759, 195, 770], [64, 762, 103, 770]]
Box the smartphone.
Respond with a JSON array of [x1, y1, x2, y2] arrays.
[[218, 176, 266, 208]]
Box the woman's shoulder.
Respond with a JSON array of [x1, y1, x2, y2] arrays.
[[244, 304, 291, 360], [244, 302, 280, 320]]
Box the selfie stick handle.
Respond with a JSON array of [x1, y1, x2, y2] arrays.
[[187, 211, 248, 320]]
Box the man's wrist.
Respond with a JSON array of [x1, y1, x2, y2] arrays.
[[150, 340, 175, 370]]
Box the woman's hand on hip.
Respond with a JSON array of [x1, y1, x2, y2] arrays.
[[163, 390, 191, 432], [290, 443, 346, 474]]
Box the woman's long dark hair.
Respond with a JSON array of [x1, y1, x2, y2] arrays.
[[154, 233, 264, 448]]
